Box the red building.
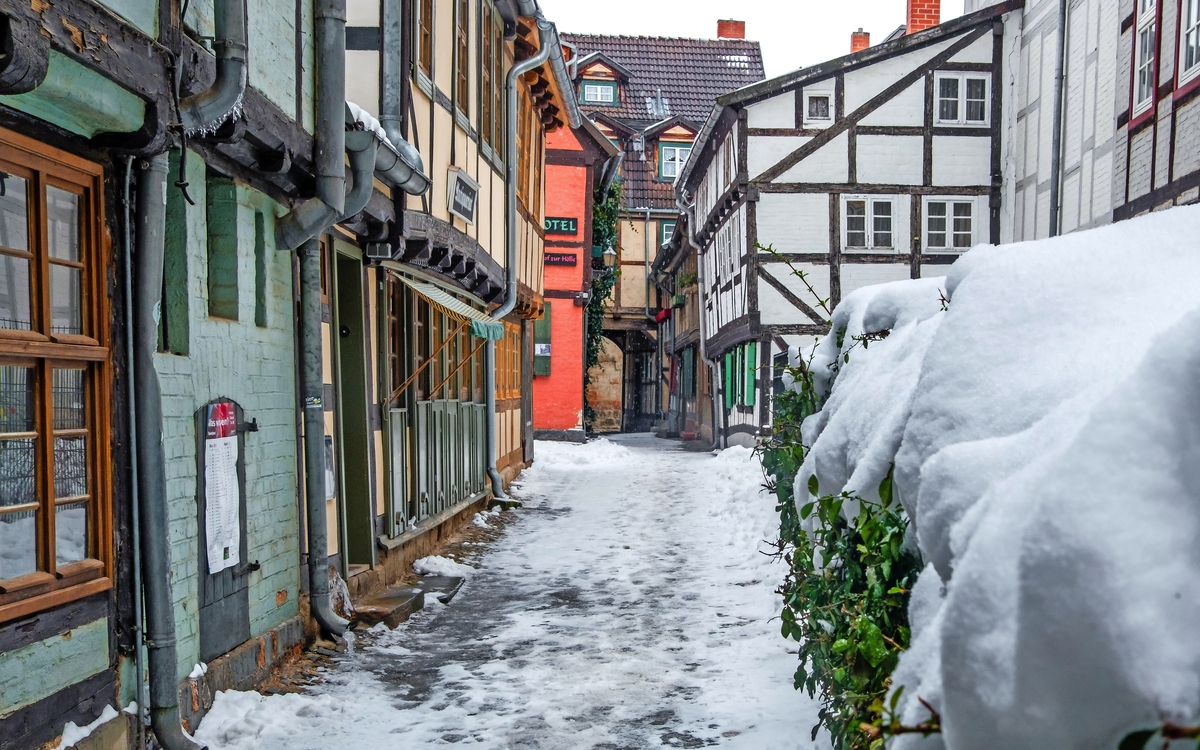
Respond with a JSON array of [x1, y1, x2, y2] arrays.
[[533, 117, 620, 442]]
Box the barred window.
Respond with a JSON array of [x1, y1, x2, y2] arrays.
[[0, 127, 110, 622]]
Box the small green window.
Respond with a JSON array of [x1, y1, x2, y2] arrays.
[[661, 221, 677, 246], [724, 351, 735, 410], [581, 80, 618, 105], [744, 341, 757, 406], [533, 302, 551, 377], [658, 142, 692, 181]]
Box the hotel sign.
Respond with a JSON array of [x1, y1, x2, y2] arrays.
[[545, 217, 578, 235]]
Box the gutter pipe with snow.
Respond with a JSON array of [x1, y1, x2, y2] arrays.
[[487, 12, 554, 498], [178, 0, 247, 134]]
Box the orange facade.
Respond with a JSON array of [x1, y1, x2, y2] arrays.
[[534, 126, 591, 433]]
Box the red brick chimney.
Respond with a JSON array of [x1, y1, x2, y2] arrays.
[[906, 0, 941, 34], [851, 28, 870, 53], [717, 19, 746, 39]]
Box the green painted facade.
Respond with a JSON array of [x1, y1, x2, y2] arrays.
[[156, 150, 301, 680], [0, 52, 144, 138], [0, 618, 109, 715], [98, 0, 158, 37]]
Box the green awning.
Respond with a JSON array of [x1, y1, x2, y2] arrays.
[[382, 264, 505, 340]]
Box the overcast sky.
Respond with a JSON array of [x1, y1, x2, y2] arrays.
[[538, 0, 966, 78]]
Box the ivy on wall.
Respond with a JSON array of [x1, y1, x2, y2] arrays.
[[584, 180, 622, 430]]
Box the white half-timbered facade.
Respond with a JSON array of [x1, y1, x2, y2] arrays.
[[676, 1, 1021, 446]]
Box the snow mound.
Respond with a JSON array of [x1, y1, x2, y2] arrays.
[[472, 508, 501, 529], [528, 437, 632, 471], [194, 690, 346, 748], [413, 555, 475, 577], [54, 705, 118, 750], [791, 204, 1200, 748]]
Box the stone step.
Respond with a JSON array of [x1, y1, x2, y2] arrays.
[[353, 586, 425, 630], [416, 575, 465, 604]]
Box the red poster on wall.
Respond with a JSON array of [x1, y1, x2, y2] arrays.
[[204, 402, 240, 574]]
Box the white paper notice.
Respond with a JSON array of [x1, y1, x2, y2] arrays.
[[205, 402, 241, 575]]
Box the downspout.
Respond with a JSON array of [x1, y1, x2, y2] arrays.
[[278, 0, 348, 637], [122, 156, 147, 750], [275, 0, 347, 253], [487, 14, 554, 498], [133, 155, 206, 750], [1048, 0, 1068, 237], [679, 193, 724, 449], [178, 0, 248, 133]]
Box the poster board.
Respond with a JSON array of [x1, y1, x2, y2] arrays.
[[200, 400, 244, 574]]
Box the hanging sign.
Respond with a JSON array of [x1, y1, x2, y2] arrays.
[[544, 252, 577, 266], [544, 217, 578, 235], [447, 168, 479, 225], [204, 402, 241, 575]]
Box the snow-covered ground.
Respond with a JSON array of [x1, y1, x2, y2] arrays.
[[195, 434, 824, 749], [792, 204, 1200, 749]]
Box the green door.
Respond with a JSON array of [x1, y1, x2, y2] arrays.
[[334, 249, 374, 568]]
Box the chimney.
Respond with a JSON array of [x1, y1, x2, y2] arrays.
[[906, 0, 941, 34], [717, 19, 746, 39], [851, 28, 870, 53]]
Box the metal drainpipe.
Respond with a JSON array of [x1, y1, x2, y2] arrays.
[[298, 238, 350, 636], [1048, 0, 1069, 237], [487, 15, 553, 498], [178, 0, 248, 133], [133, 154, 206, 750], [122, 156, 147, 750], [679, 195, 724, 449]]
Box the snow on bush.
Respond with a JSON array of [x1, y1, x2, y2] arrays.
[[792, 204, 1200, 748]]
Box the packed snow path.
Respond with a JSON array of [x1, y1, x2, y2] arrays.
[[196, 435, 824, 749]]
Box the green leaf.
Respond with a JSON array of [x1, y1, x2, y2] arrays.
[[857, 620, 888, 667], [832, 638, 852, 654], [1118, 730, 1157, 750], [800, 502, 815, 519], [808, 475, 820, 497], [889, 685, 905, 712], [878, 471, 893, 507]]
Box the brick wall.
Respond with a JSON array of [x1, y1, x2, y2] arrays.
[[157, 150, 301, 681], [906, 0, 940, 34]]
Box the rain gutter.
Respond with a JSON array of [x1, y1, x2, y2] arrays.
[[487, 12, 554, 499], [1048, 0, 1068, 237], [178, 0, 248, 134]]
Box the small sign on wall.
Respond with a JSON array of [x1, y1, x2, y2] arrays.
[[544, 252, 577, 266], [203, 401, 241, 575], [447, 168, 479, 225], [545, 217, 578, 235]]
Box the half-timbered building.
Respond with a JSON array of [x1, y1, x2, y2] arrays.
[[562, 23, 765, 432], [675, 1, 1021, 447]]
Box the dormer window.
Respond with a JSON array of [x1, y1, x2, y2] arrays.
[[659, 142, 692, 181], [582, 81, 618, 105]]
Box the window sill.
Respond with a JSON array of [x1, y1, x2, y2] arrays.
[[0, 574, 110, 624], [933, 120, 990, 128], [1174, 67, 1200, 101]]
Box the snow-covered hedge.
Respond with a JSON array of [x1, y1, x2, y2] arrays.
[[792, 204, 1200, 749]]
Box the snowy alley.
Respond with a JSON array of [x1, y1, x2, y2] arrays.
[[193, 435, 825, 749]]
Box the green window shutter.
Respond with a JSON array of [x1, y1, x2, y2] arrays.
[[206, 172, 240, 320], [724, 351, 734, 410], [745, 341, 757, 406], [533, 302, 551, 377]]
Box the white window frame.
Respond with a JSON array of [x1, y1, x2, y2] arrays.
[[923, 197, 979, 253], [802, 90, 835, 128], [660, 143, 692, 181], [582, 81, 616, 104], [933, 72, 990, 126], [841, 196, 896, 250], [1179, 0, 1200, 86], [1134, 0, 1158, 115]]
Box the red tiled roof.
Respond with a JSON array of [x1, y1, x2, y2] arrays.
[[561, 34, 765, 128], [563, 33, 765, 210]]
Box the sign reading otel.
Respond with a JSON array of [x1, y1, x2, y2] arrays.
[[545, 216, 577, 235], [448, 168, 480, 224]]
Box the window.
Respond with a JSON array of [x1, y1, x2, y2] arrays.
[[843, 197, 894, 249], [455, 0, 469, 112], [417, 0, 433, 77], [493, 23, 504, 151], [806, 93, 831, 122], [1134, 0, 1157, 114], [925, 199, 975, 251], [935, 73, 990, 125], [1183, 0, 1200, 84], [582, 81, 617, 104], [659, 142, 692, 181], [481, 3, 493, 147], [661, 221, 677, 246], [0, 128, 111, 622]]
